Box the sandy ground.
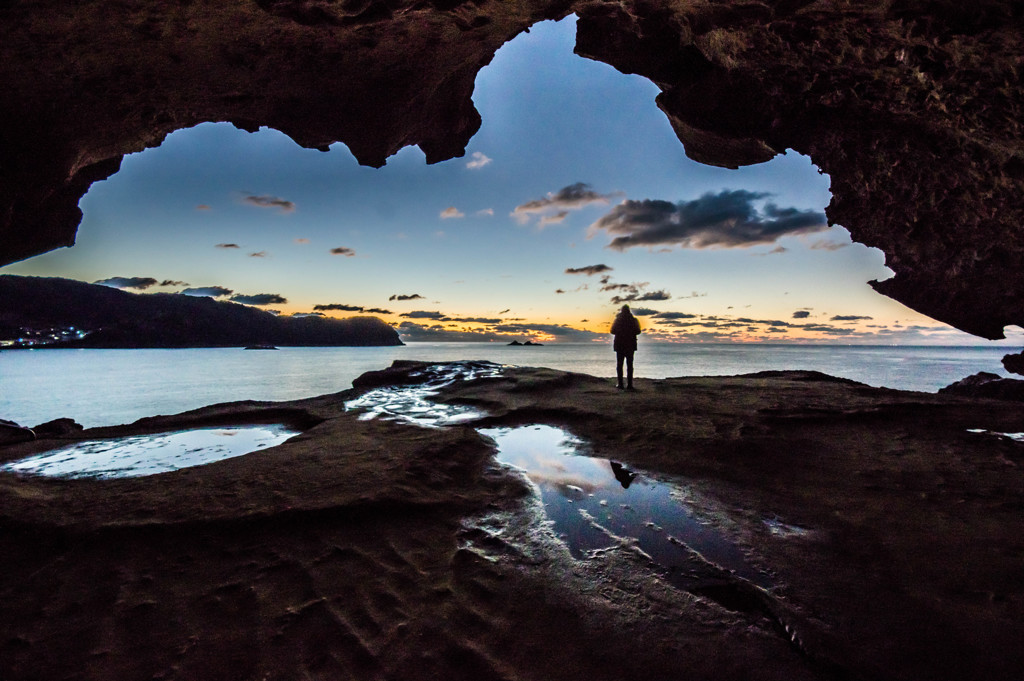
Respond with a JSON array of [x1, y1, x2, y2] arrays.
[[1, 362, 1023, 681]]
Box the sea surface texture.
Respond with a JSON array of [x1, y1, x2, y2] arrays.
[[0, 342, 1015, 427]]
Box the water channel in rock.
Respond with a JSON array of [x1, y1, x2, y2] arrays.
[[481, 424, 769, 586], [347, 362, 769, 588], [0, 424, 298, 479]]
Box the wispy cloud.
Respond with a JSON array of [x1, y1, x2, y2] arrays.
[[792, 310, 811, 319], [180, 286, 233, 298], [230, 293, 287, 306], [831, 315, 873, 322], [159, 280, 188, 287], [196, 204, 211, 211], [512, 183, 618, 225], [440, 206, 465, 219], [476, 208, 495, 217], [589, 190, 828, 251], [314, 303, 365, 312], [93, 276, 158, 290], [466, 151, 492, 170], [389, 293, 424, 301], [294, 238, 310, 245], [565, 264, 612, 276], [215, 243, 240, 249], [401, 310, 449, 320], [243, 194, 295, 213], [538, 211, 570, 228], [310, 303, 393, 315], [249, 251, 268, 258], [611, 289, 671, 305], [330, 247, 356, 257]]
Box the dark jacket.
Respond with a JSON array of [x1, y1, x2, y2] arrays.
[[611, 311, 641, 353]]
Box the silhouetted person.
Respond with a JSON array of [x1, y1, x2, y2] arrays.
[[610, 304, 641, 389], [610, 461, 638, 489]]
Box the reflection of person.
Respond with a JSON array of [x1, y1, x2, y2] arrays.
[[610, 461, 638, 489], [610, 304, 641, 390]]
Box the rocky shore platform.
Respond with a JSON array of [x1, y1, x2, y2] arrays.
[[1, 362, 1023, 681]]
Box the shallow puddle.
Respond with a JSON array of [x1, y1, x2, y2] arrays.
[[481, 425, 768, 586], [968, 428, 1024, 442], [345, 361, 501, 427], [0, 424, 298, 479]]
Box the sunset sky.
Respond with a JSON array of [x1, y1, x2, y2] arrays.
[[5, 16, 1021, 345]]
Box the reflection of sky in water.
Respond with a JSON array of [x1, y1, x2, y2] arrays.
[[345, 362, 501, 428], [0, 425, 298, 479], [481, 425, 766, 585], [968, 429, 1024, 442]]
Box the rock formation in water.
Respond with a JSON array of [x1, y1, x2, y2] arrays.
[[1002, 349, 1024, 376], [1, 1, 1023, 338], [0, 275, 403, 347]]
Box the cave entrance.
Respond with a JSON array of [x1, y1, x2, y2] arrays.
[[2, 16, 1021, 429]]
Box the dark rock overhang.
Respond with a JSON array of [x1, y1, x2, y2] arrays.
[[1, 0, 1022, 338]]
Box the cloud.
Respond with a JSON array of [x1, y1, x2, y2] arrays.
[[243, 194, 295, 213], [611, 290, 671, 305], [565, 264, 612, 276], [440, 206, 465, 219], [466, 151, 492, 170], [330, 247, 356, 256], [363, 308, 392, 315], [492, 323, 603, 341], [554, 289, 566, 294], [830, 315, 873, 322], [249, 251, 268, 258], [653, 312, 698, 320], [630, 308, 659, 316], [792, 310, 812, 319], [389, 293, 424, 301], [196, 204, 211, 211], [159, 280, 188, 287], [476, 208, 495, 217], [292, 312, 325, 318], [449, 317, 503, 324], [589, 190, 829, 251], [809, 239, 849, 251], [181, 286, 233, 298], [512, 183, 618, 224], [93, 276, 159, 290], [314, 303, 365, 312], [401, 310, 449, 320], [215, 243, 240, 249], [294, 238, 310, 244], [230, 293, 287, 306], [537, 211, 570, 229]]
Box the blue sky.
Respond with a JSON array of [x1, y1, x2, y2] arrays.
[[5, 16, 1021, 345]]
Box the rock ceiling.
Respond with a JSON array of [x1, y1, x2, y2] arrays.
[[1, 0, 1022, 338]]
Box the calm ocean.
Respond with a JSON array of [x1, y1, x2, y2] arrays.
[[1, 342, 1017, 428]]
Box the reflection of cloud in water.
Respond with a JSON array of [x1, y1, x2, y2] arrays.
[[345, 361, 502, 428], [483, 424, 769, 586], [0, 425, 298, 479]]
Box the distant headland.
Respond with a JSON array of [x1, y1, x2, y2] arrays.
[[0, 275, 403, 348]]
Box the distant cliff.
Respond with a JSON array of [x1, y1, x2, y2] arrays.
[[0, 275, 403, 348]]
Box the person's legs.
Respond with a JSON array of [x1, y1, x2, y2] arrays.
[[626, 352, 634, 388], [616, 352, 625, 388]]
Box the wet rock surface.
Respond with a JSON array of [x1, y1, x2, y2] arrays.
[[1, 361, 1023, 680], [2, 2, 1024, 337]]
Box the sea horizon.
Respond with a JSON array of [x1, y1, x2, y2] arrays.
[[2, 342, 1018, 429]]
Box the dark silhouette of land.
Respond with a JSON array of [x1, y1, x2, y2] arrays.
[[0, 275, 402, 348]]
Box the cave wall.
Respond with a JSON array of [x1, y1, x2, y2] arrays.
[[1, 0, 1022, 338]]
